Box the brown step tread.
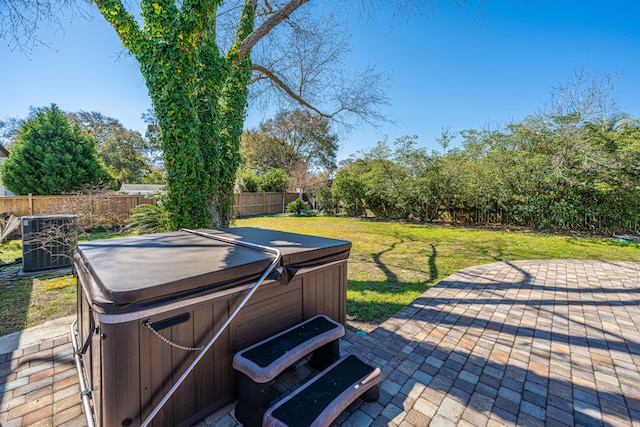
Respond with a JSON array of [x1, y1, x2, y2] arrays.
[[233, 315, 344, 383], [263, 354, 381, 427]]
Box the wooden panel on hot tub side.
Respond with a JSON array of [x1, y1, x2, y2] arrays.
[[234, 259, 347, 351], [302, 259, 347, 324], [100, 320, 140, 426], [78, 258, 348, 427], [235, 277, 304, 349], [137, 294, 236, 427]]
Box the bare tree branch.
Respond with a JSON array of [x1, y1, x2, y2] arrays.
[[541, 66, 623, 123], [253, 63, 327, 117], [247, 3, 393, 132], [0, 0, 91, 53], [2, 0, 453, 134], [238, 0, 309, 58]]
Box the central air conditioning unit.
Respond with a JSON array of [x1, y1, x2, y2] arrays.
[[21, 215, 78, 273]]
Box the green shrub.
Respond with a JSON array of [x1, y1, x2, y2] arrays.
[[259, 168, 290, 192], [127, 202, 169, 234], [286, 198, 309, 215], [314, 185, 338, 215], [237, 168, 260, 192], [333, 168, 366, 216]]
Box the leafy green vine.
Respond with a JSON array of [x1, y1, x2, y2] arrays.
[[93, 0, 256, 229]]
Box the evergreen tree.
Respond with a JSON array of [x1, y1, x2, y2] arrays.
[[1, 105, 111, 195]]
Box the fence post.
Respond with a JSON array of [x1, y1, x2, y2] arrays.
[[28, 193, 33, 215], [263, 192, 266, 215]]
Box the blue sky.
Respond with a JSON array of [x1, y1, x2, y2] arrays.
[[1, 1, 639, 161]]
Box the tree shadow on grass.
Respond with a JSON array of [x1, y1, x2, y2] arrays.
[[347, 243, 438, 324]]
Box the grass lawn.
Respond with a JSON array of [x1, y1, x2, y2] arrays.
[[0, 230, 131, 335], [236, 216, 640, 330], [1, 217, 638, 335], [0, 275, 76, 335]]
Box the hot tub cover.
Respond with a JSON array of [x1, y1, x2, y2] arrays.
[[75, 228, 351, 313]]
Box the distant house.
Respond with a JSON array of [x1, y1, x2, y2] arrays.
[[0, 145, 15, 196], [119, 184, 164, 195]]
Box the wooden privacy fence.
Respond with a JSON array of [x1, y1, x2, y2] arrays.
[[234, 192, 298, 216], [0, 192, 299, 228], [0, 194, 156, 228], [431, 206, 639, 233], [438, 207, 509, 225]]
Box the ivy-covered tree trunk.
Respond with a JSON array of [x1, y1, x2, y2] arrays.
[[93, 0, 255, 228]]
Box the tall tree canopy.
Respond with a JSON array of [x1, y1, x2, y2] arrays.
[[329, 71, 640, 233], [2, 108, 163, 185], [1, 105, 111, 195], [1, 0, 485, 228], [2, 0, 405, 228], [241, 110, 338, 187], [67, 111, 158, 184]]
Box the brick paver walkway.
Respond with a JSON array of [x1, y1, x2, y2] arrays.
[[2, 260, 640, 426], [330, 260, 640, 427], [0, 333, 84, 426]]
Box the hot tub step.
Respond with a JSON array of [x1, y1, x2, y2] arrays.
[[233, 315, 345, 427], [233, 315, 344, 382], [263, 354, 381, 427]]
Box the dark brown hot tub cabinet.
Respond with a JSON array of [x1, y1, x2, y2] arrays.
[[72, 227, 351, 427]]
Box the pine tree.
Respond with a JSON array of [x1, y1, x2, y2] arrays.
[[1, 105, 112, 195]]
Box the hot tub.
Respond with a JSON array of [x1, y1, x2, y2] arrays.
[[73, 227, 351, 427]]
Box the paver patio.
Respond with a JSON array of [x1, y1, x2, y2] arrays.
[[2, 260, 640, 426]]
